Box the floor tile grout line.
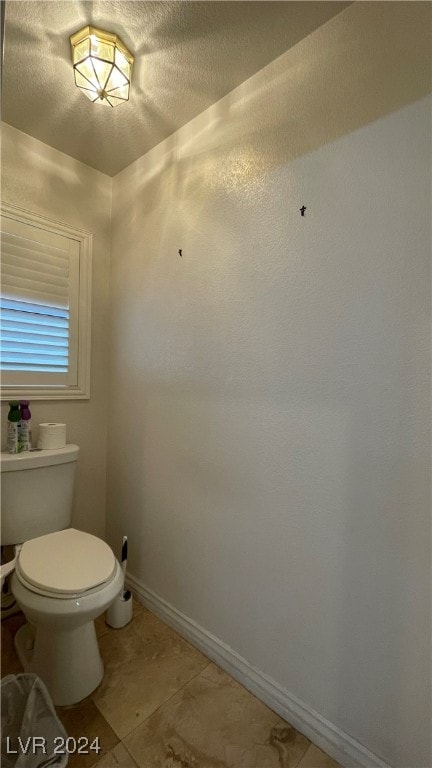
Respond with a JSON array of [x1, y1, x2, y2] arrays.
[[115, 659, 214, 742], [91, 619, 214, 740], [293, 742, 313, 768], [91, 608, 213, 743], [119, 739, 140, 768], [88, 741, 139, 768]]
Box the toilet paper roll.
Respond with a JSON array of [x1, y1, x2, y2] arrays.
[[37, 423, 67, 450]]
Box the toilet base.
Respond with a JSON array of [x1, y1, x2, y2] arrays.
[[14, 622, 35, 667], [15, 620, 104, 706]]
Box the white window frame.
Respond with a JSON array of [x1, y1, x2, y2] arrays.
[[1, 202, 92, 400]]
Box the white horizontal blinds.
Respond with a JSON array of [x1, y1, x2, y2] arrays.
[[1, 231, 70, 308], [0, 298, 69, 372], [0, 215, 80, 383]]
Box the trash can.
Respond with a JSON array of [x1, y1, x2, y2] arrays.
[[1, 674, 68, 767]]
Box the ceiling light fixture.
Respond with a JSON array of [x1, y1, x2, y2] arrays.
[[70, 25, 134, 107]]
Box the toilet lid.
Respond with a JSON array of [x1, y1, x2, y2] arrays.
[[18, 528, 116, 595]]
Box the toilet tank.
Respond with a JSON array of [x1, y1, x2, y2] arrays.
[[1, 445, 79, 546]]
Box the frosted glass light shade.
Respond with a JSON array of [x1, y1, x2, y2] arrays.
[[70, 26, 133, 107]]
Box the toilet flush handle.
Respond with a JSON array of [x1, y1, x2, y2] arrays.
[[1, 556, 17, 585], [0, 544, 22, 586]]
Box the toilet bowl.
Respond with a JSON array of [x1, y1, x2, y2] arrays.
[[10, 528, 123, 706]]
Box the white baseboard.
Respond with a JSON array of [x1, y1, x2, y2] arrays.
[[127, 572, 391, 768]]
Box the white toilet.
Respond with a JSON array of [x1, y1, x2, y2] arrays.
[[1, 445, 123, 706]]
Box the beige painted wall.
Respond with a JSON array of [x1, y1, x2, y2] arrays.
[[108, 4, 431, 767], [1, 123, 112, 538]]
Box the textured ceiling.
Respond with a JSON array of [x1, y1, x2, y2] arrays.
[[2, 1, 350, 176]]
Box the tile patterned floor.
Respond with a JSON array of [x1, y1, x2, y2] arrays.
[[1, 599, 341, 768]]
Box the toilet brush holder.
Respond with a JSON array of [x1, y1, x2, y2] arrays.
[[106, 590, 133, 629]]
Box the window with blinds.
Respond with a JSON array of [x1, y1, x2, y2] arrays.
[[0, 204, 92, 399], [1, 298, 69, 373]]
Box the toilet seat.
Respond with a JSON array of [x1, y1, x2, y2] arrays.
[[16, 528, 116, 597]]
